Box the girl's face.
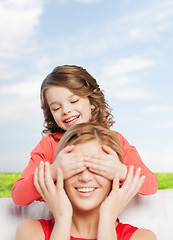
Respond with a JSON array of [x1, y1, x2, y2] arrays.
[[46, 86, 94, 131], [64, 140, 112, 213]]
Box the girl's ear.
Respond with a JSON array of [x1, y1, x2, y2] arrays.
[[91, 105, 95, 111]]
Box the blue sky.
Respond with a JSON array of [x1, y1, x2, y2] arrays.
[[0, 0, 173, 172]]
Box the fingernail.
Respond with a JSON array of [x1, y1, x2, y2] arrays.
[[141, 175, 145, 180], [40, 161, 43, 165], [35, 168, 38, 171], [130, 166, 134, 171], [137, 168, 141, 173]]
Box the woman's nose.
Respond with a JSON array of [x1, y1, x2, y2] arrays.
[[78, 169, 93, 182]]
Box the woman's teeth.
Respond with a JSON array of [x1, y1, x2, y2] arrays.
[[77, 187, 96, 193]]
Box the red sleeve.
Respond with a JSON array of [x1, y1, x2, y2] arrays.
[[11, 135, 59, 206], [39, 218, 55, 240], [116, 221, 138, 240], [115, 131, 158, 195]]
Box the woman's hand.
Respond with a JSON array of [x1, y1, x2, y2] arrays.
[[34, 161, 72, 220], [99, 166, 145, 220], [84, 145, 127, 181], [51, 145, 87, 181]]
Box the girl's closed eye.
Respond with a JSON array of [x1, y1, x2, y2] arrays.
[[71, 99, 79, 104], [52, 106, 61, 112]]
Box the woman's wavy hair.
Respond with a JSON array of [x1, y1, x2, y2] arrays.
[[56, 122, 123, 163], [40, 65, 115, 140]]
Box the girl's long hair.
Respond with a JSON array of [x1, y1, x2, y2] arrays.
[[40, 65, 115, 140]]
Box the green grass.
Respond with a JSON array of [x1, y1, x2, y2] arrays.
[[155, 172, 173, 190], [0, 173, 21, 198], [0, 172, 173, 198]]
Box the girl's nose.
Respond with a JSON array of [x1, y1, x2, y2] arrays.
[[62, 104, 71, 115], [78, 169, 93, 182]]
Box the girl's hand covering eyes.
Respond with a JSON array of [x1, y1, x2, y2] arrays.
[[51, 145, 87, 181], [99, 166, 145, 220], [34, 161, 72, 220], [84, 145, 127, 181]]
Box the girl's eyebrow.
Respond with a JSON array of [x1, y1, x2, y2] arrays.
[[49, 94, 77, 106]]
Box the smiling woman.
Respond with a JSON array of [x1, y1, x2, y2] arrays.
[[16, 123, 156, 240]]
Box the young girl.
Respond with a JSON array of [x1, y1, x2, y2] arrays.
[[16, 123, 157, 240], [12, 65, 158, 206]]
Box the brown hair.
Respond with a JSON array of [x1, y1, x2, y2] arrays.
[[40, 65, 115, 140], [56, 122, 123, 163]]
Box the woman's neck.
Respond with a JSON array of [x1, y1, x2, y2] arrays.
[[71, 208, 100, 239]]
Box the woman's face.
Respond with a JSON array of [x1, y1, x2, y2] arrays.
[[64, 140, 112, 212], [45, 86, 94, 131]]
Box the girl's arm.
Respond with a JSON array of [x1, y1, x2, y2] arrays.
[[11, 135, 58, 205], [12, 134, 87, 206], [116, 132, 158, 195]]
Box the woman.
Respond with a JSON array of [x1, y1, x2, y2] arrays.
[[16, 123, 157, 240]]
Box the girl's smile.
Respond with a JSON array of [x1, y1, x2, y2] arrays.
[[45, 86, 94, 131]]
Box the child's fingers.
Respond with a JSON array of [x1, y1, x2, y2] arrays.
[[102, 145, 118, 156], [61, 145, 75, 154], [68, 166, 87, 177]]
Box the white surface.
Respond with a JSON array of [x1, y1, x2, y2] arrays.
[[0, 189, 173, 240]]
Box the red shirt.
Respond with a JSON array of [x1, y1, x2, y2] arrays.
[[39, 218, 138, 240], [11, 131, 158, 205]]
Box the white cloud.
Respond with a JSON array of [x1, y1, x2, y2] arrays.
[[0, 151, 29, 172], [144, 105, 173, 113], [105, 87, 153, 100], [100, 57, 155, 80], [0, 95, 41, 124], [139, 148, 173, 172], [0, 75, 41, 97], [96, 56, 155, 100], [155, 121, 173, 128], [0, 74, 43, 124], [115, 0, 173, 44], [75, 0, 101, 2], [0, 0, 43, 57]]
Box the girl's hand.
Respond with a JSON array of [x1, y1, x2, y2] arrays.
[[34, 161, 72, 220], [84, 145, 127, 181], [100, 166, 145, 220], [51, 145, 86, 181]]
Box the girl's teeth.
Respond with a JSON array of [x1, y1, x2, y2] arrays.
[[77, 187, 96, 193], [65, 117, 77, 123]]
